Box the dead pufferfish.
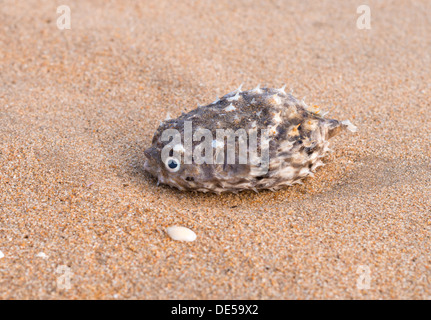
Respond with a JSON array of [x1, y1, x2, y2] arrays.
[[144, 85, 357, 193]]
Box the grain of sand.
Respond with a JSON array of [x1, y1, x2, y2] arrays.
[[0, 0, 430, 299]]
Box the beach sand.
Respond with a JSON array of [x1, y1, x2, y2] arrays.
[[0, 0, 430, 299]]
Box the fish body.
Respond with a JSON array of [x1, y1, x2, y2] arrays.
[[144, 86, 356, 193]]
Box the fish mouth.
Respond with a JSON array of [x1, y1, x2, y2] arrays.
[[143, 160, 152, 172], [143, 158, 160, 178], [144, 146, 158, 160], [143, 147, 160, 176]]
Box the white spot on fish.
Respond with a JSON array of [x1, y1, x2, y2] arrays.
[[227, 92, 241, 102], [269, 94, 282, 105], [224, 83, 244, 98], [307, 104, 320, 114], [272, 112, 282, 124], [236, 83, 244, 93], [251, 84, 262, 94], [276, 85, 287, 95], [224, 103, 236, 111]]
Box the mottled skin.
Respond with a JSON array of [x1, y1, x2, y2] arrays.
[[144, 86, 356, 193]]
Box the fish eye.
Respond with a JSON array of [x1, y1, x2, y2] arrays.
[[165, 157, 180, 172]]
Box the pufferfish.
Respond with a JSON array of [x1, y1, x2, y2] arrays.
[[144, 85, 357, 193]]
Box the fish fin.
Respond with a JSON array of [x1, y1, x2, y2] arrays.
[[341, 120, 358, 132]]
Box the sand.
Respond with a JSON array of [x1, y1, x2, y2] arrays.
[[0, 0, 430, 299]]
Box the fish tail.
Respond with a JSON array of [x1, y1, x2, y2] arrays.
[[341, 119, 358, 132]]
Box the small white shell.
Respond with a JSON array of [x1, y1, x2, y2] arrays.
[[0, 250, 4, 259], [167, 226, 197, 242]]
